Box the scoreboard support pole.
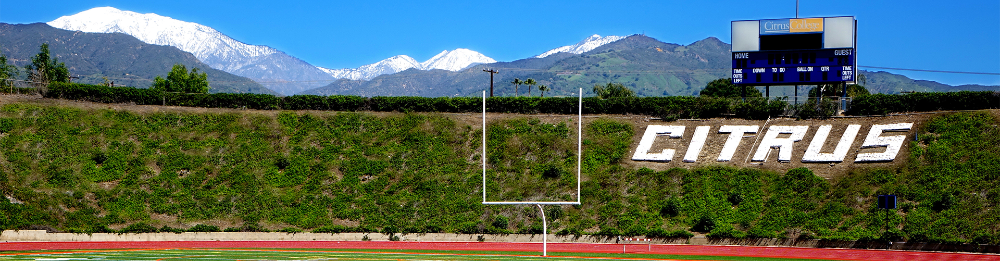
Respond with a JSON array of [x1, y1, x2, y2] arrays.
[[765, 86, 769, 99], [794, 85, 798, 105]]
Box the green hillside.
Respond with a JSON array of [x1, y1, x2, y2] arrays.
[[0, 23, 276, 95], [0, 100, 997, 245]]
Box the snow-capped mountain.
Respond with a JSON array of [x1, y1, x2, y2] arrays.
[[319, 48, 495, 81], [420, 48, 496, 71], [47, 7, 334, 95], [535, 34, 626, 58], [318, 55, 421, 81]]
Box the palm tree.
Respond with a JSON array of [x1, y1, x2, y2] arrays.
[[524, 78, 537, 97], [538, 85, 549, 97], [511, 78, 522, 96]]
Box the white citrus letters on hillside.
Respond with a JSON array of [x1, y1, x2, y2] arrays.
[[632, 123, 912, 164], [854, 123, 913, 162], [802, 125, 861, 163], [753, 126, 809, 162], [632, 126, 685, 162], [717, 125, 759, 162]]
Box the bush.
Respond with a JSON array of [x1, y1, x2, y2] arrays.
[[226, 223, 269, 232], [279, 227, 303, 234], [119, 222, 157, 234], [159, 226, 185, 234], [795, 98, 838, 119], [40, 82, 779, 120], [691, 216, 716, 233], [491, 216, 508, 230], [660, 197, 681, 217], [313, 225, 356, 234], [849, 91, 1000, 115], [187, 224, 221, 232]]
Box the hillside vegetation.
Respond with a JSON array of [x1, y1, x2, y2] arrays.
[[0, 100, 997, 245]]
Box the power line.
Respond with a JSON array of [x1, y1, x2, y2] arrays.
[[11, 65, 995, 85], [858, 66, 1000, 76]]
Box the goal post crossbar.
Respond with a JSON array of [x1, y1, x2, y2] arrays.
[[479, 88, 584, 257], [480, 88, 583, 205]]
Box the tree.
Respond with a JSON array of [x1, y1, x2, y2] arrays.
[[25, 43, 70, 87], [524, 78, 537, 96], [0, 51, 15, 90], [592, 82, 635, 99], [510, 78, 522, 96], [809, 83, 869, 98], [699, 78, 761, 97], [538, 84, 549, 97], [152, 64, 210, 93]]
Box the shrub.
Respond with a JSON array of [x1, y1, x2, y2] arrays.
[[691, 216, 716, 233], [491, 216, 509, 230], [849, 91, 1000, 115], [660, 197, 681, 217], [119, 222, 157, 234], [159, 226, 185, 234], [313, 225, 356, 234], [279, 227, 303, 234], [187, 224, 221, 232]]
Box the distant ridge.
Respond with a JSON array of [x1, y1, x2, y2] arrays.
[[47, 6, 334, 95], [0, 23, 276, 94], [318, 49, 496, 81], [535, 34, 626, 58]]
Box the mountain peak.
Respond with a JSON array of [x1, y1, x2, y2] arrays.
[[320, 48, 495, 80], [420, 48, 496, 71], [47, 6, 333, 95], [535, 34, 626, 58], [48, 7, 279, 60], [320, 54, 422, 81]]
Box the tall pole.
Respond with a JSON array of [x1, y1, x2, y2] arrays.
[[483, 69, 498, 97], [538, 204, 547, 256], [577, 88, 582, 204], [482, 91, 486, 203], [796, 0, 799, 18]]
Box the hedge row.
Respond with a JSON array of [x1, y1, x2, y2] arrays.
[[850, 91, 1000, 115], [42, 82, 790, 119]]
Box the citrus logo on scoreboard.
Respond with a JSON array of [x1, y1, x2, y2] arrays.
[[760, 18, 824, 34]]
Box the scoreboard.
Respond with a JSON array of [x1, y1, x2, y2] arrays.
[[731, 17, 856, 86]]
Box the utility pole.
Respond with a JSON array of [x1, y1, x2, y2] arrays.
[[482, 69, 498, 97]]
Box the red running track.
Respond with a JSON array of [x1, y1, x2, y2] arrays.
[[1, 241, 998, 261]]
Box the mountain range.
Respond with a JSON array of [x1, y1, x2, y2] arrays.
[[46, 7, 333, 96], [8, 6, 995, 97], [0, 23, 274, 94], [317, 48, 497, 81]]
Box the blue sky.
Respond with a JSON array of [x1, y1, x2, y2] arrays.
[[2, 0, 998, 86]]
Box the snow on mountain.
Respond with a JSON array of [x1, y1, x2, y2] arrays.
[[319, 55, 421, 81], [319, 49, 495, 81], [420, 48, 496, 71], [47, 7, 334, 95], [535, 34, 626, 58]]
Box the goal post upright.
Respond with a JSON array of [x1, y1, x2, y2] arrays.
[[481, 88, 584, 256]]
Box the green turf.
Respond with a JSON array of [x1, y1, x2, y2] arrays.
[[0, 248, 832, 261]]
